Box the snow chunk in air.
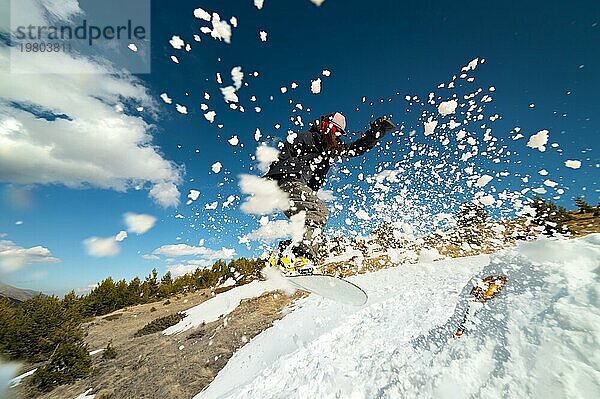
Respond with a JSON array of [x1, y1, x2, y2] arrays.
[[194, 8, 211, 21], [210, 13, 233, 44], [204, 110, 216, 123], [438, 100, 458, 116], [311, 78, 322, 94], [160, 93, 173, 104], [424, 118, 438, 136], [565, 160, 581, 169], [462, 58, 479, 72], [115, 231, 127, 242], [211, 162, 223, 173], [187, 190, 200, 202], [475, 174, 493, 188], [526, 129, 549, 152], [169, 35, 185, 49], [256, 145, 280, 173], [239, 175, 290, 215]]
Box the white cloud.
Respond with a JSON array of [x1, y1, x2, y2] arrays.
[[0, 48, 182, 207], [83, 236, 120, 257], [152, 242, 236, 259], [124, 213, 157, 234], [254, 0, 265, 9], [74, 283, 99, 295], [142, 254, 160, 260], [0, 237, 60, 272], [39, 0, 82, 21], [165, 258, 222, 277], [152, 241, 236, 277], [153, 244, 210, 257], [166, 263, 199, 278], [149, 182, 180, 207], [239, 174, 290, 215]]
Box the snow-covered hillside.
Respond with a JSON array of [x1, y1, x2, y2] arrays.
[[196, 234, 600, 399]]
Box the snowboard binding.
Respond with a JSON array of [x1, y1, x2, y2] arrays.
[[267, 251, 322, 277]]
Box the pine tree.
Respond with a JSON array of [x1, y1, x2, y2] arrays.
[[158, 271, 174, 298], [142, 268, 160, 301], [456, 202, 488, 227], [127, 277, 142, 304], [31, 337, 91, 392], [574, 196, 594, 214], [371, 222, 407, 249], [530, 196, 574, 235]]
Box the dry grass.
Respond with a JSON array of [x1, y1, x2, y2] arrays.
[[12, 288, 304, 399]]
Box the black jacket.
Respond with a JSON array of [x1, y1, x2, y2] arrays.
[[264, 124, 384, 191]]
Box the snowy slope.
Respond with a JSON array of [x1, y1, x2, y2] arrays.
[[196, 234, 600, 399]]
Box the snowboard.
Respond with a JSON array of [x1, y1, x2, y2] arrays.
[[286, 273, 368, 306]]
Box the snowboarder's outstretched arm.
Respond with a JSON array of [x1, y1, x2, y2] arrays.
[[340, 116, 396, 158]]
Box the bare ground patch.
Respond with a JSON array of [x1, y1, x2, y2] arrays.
[[13, 288, 304, 399]]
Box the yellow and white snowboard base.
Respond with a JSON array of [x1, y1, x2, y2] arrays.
[[267, 256, 368, 306], [286, 274, 368, 306]]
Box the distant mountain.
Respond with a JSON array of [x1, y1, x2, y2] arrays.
[[0, 281, 40, 304]]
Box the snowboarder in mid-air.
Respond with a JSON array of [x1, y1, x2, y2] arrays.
[[265, 112, 396, 275]]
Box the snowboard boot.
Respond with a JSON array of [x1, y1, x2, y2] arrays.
[[292, 256, 322, 276]]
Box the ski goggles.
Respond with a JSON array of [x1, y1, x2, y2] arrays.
[[320, 118, 347, 137]]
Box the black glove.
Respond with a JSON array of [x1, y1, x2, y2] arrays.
[[367, 116, 396, 139]]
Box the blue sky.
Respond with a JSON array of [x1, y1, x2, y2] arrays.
[[0, 0, 598, 295]]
